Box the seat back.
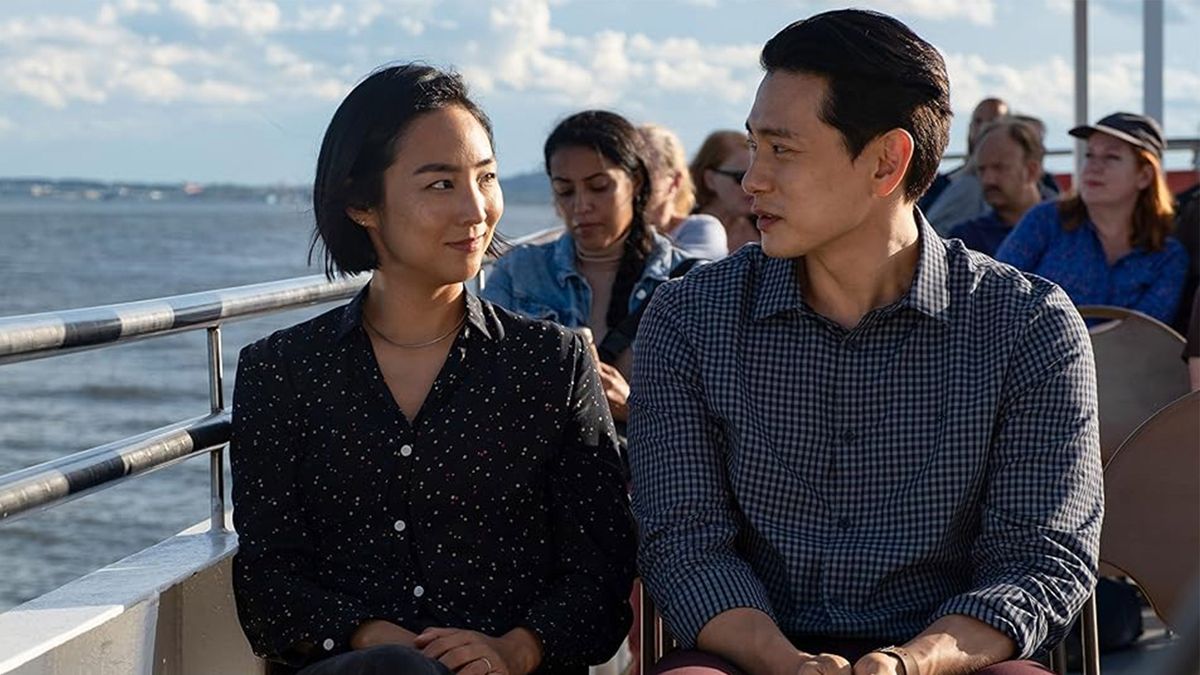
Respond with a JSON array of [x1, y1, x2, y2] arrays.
[[1099, 390, 1200, 629], [1080, 305, 1189, 464]]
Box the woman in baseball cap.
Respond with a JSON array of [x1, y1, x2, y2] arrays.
[[996, 112, 1187, 324]]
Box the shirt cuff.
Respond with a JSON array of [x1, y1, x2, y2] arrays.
[[649, 563, 776, 648], [932, 585, 1047, 659]]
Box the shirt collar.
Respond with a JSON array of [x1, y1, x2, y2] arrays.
[[334, 282, 494, 342], [903, 212, 952, 322], [751, 210, 951, 323], [752, 250, 803, 321]]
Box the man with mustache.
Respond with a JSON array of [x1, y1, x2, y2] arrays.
[[628, 9, 1101, 675], [947, 119, 1047, 256]]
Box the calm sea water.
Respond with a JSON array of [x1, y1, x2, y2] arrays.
[[0, 198, 559, 611]]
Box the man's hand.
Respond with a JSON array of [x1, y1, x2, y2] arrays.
[[414, 627, 541, 675], [852, 652, 901, 675], [597, 362, 630, 421], [349, 619, 417, 649], [796, 652, 852, 674]]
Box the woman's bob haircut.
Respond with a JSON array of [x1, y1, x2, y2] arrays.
[[311, 63, 497, 279]]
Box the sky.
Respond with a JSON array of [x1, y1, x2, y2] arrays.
[[0, 0, 1197, 185]]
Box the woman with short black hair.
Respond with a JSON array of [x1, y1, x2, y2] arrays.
[[230, 64, 636, 675]]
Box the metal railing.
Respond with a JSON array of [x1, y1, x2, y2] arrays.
[[0, 274, 367, 531], [0, 226, 563, 532]]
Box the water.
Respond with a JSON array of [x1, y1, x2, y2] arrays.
[[0, 198, 559, 611]]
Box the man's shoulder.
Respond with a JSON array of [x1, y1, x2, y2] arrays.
[[656, 242, 767, 302], [945, 238, 1072, 320]]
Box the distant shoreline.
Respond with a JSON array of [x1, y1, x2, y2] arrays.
[[0, 173, 554, 205]]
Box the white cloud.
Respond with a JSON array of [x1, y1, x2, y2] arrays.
[[849, 0, 996, 26], [0, 10, 351, 110], [0, 116, 12, 136], [460, 0, 758, 107], [168, 0, 282, 34], [1043, 0, 1073, 15], [944, 52, 1075, 121], [944, 49, 1200, 140]]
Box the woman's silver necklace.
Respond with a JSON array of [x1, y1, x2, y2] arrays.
[[363, 311, 467, 349]]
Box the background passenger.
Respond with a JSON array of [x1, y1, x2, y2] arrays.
[[1187, 289, 1200, 390], [689, 130, 760, 252], [1012, 113, 1064, 198], [481, 110, 691, 430], [1172, 186, 1198, 334], [996, 112, 1187, 324], [920, 96, 1008, 232], [230, 65, 636, 675], [639, 123, 728, 260], [947, 118, 1047, 256]]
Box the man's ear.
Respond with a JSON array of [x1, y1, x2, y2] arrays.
[[870, 128, 915, 199]]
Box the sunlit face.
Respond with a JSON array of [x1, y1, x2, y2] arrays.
[[743, 71, 878, 259], [645, 166, 679, 227], [349, 105, 502, 286], [549, 146, 639, 253], [703, 143, 753, 218], [1080, 133, 1153, 208], [975, 131, 1037, 212]]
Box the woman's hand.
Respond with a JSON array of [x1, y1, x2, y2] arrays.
[[414, 627, 542, 675], [597, 362, 630, 421], [350, 619, 418, 649]]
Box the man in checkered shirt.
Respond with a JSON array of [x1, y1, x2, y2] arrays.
[[628, 10, 1102, 675]]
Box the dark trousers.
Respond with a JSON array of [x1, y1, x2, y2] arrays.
[[296, 645, 451, 675], [652, 642, 1054, 675]]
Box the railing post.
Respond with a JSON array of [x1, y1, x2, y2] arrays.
[[207, 326, 227, 533]]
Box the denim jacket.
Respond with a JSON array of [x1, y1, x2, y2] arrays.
[[481, 231, 692, 327]]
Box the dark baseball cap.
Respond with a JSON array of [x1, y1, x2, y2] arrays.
[[1069, 112, 1165, 158]]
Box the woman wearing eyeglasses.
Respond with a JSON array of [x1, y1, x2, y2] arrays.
[[689, 130, 760, 253]]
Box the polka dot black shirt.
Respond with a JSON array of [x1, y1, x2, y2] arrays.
[[230, 289, 636, 672]]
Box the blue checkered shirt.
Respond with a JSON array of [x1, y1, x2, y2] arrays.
[[628, 216, 1103, 659]]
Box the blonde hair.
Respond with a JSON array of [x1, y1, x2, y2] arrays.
[[689, 130, 746, 212], [1059, 147, 1176, 251], [638, 123, 696, 217]]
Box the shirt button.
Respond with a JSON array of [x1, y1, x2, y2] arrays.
[[837, 517, 854, 530], [393, 519, 406, 532], [322, 638, 335, 651], [841, 430, 858, 443], [400, 444, 413, 457], [413, 585, 425, 598]]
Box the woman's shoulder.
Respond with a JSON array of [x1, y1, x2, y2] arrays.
[[476, 296, 584, 356], [670, 214, 729, 260], [492, 235, 567, 270], [1022, 200, 1063, 227], [239, 302, 351, 366], [1156, 235, 1189, 264]]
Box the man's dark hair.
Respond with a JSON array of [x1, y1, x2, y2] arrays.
[[760, 9, 952, 201], [311, 63, 496, 279]]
